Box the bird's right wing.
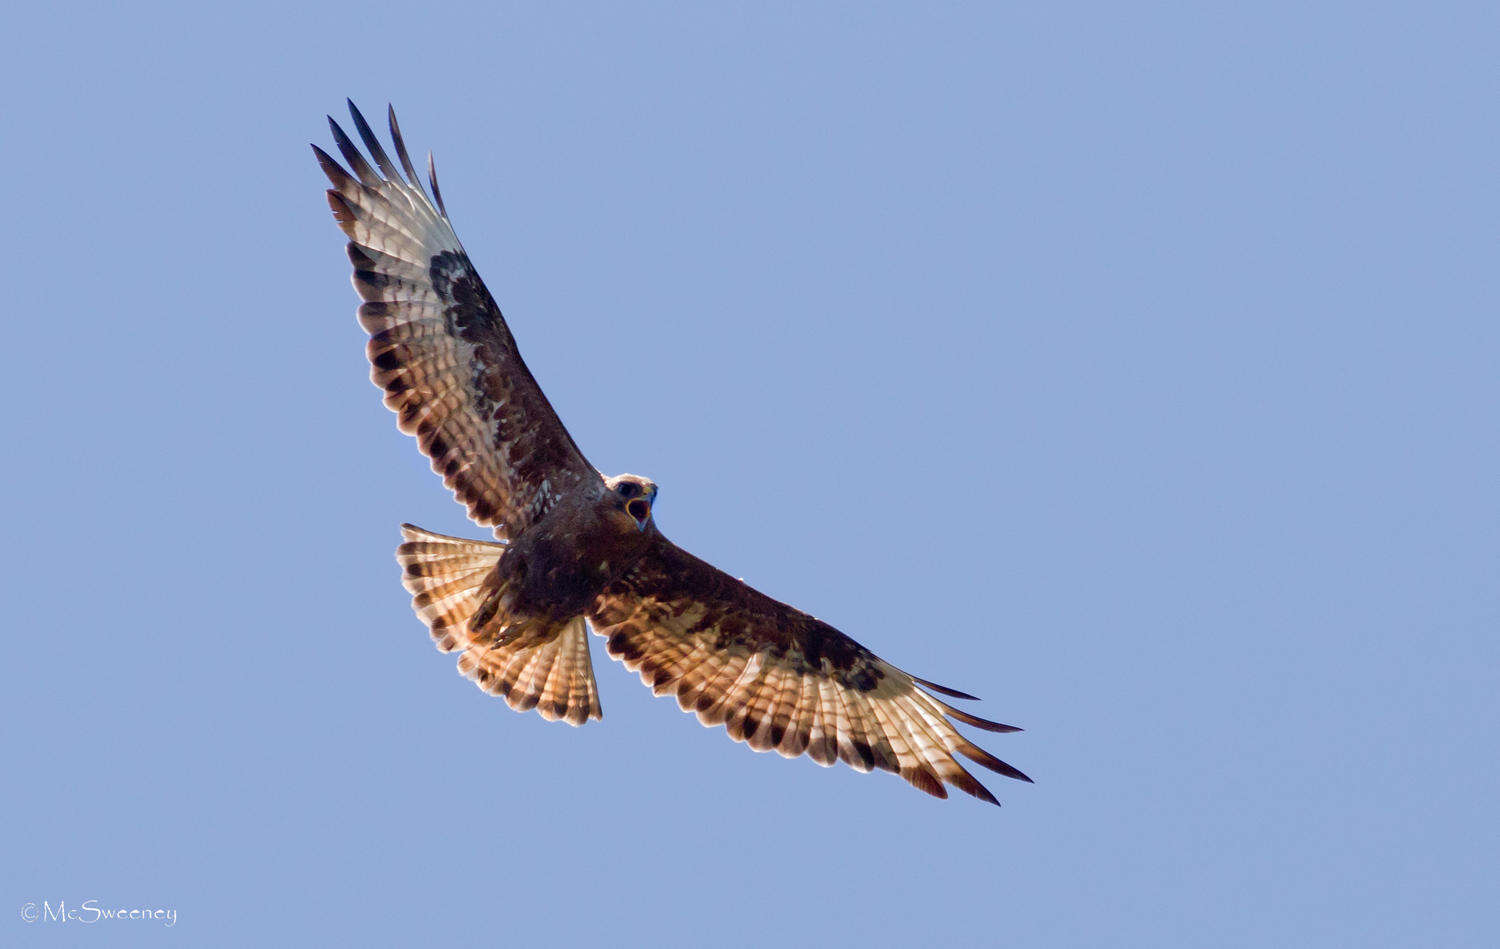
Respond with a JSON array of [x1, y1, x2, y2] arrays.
[[315, 101, 597, 539], [589, 535, 1031, 804]]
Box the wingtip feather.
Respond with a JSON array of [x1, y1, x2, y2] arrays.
[[387, 103, 426, 190], [327, 115, 378, 186], [427, 151, 448, 217], [346, 99, 402, 181], [911, 675, 981, 701]]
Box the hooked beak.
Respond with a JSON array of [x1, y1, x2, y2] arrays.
[[626, 497, 652, 531]]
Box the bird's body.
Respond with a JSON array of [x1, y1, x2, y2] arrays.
[[316, 101, 1031, 804], [467, 475, 658, 645]]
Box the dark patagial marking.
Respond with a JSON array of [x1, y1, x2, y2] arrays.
[[843, 662, 881, 692]]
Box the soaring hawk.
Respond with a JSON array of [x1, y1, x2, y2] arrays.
[[315, 101, 1031, 804]]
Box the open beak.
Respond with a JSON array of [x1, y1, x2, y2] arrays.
[[626, 498, 652, 530]]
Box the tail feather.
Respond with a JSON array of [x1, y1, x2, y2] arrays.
[[397, 524, 505, 652], [396, 524, 603, 726]]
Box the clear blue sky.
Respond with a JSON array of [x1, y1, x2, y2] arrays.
[[5, 3, 1495, 946]]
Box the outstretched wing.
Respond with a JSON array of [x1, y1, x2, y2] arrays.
[[315, 101, 597, 539], [589, 537, 1031, 804]]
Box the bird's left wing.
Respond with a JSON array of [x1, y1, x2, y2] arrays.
[[590, 536, 1031, 804], [315, 102, 597, 539]]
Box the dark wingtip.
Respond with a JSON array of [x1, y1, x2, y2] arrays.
[[427, 151, 448, 216], [944, 703, 1024, 734], [912, 675, 981, 701], [347, 99, 401, 181], [311, 144, 354, 189], [957, 741, 1034, 785], [949, 763, 1002, 806], [326, 114, 378, 186], [346, 99, 373, 142], [387, 104, 425, 190], [998, 761, 1034, 784]]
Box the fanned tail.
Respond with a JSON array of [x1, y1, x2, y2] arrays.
[[395, 524, 603, 726]]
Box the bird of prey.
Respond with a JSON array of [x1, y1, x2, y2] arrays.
[[314, 101, 1031, 804]]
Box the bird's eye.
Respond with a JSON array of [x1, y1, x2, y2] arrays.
[[617, 482, 639, 499]]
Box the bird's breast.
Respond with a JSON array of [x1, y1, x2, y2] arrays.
[[512, 510, 647, 615]]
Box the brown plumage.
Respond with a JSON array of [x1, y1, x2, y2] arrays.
[[317, 101, 1031, 804]]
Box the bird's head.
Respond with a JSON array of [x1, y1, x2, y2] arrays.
[[605, 473, 658, 532]]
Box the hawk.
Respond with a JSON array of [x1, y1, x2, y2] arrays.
[[315, 101, 1031, 804]]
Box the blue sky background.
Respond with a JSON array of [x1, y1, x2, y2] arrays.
[[4, 3, 1495, 946]]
